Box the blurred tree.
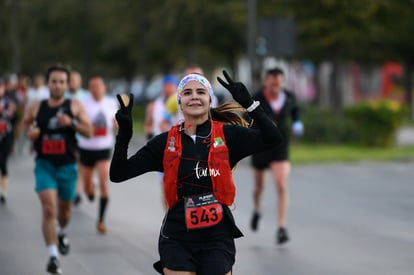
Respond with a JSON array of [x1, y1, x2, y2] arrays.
[[259, 0, 391, 114], [138, 0, 245, 75], [0, 1, 10, 73], [0, 0, 246, 80], [1, 0, 413, 111], [1, 0, 22, 74], [379, 0, 414, 119], [257, 0, 414, 117], [5, 0, 87, 74]]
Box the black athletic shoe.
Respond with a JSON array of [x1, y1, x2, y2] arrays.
[[153, 260, 163, 274], [250, 211, 261, 231], [58, 233, 70, 255], [87, 193, 95, 202], [277, 227, 290, 245], [73, 194, 82, 206], [46, 256, 62, 275], [0, 195, 5, 205]]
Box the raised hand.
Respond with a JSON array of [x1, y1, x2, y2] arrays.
[[115, 93, 134, 141], [217, 70, 253, 109], [292, 120, 304, 137]]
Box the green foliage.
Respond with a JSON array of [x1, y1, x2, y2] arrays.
[[3, 0, 414, 80], [261, 0, 382, 61], [261, 0, 414, 63], [301, 101, 407, 147], [0, 0, 246, 77], [291, 143, 414, 164], [300, 106, 357, 144], [132, 103, 146, 133], [345, 99, 407, 147]]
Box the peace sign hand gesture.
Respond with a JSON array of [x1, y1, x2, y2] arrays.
[[217, 70, 253, 109], [115, 93, 134, 142]]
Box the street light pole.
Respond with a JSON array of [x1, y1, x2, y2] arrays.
[[247, 0, 257, 91]]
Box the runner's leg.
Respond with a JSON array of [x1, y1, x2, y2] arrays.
[[38, 190, 58, 246], [253, 168, 266, 212], [82, 164, 95, 201], [96, 159, 110, 233], [270, 161, 290, 227]]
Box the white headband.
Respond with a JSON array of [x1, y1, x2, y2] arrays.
[[177, 74, 214, 103]]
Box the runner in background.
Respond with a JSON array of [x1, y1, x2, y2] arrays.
[[4, 74, 20, 156], [77, 76, 118, 234], [13, 74, 30, 155], [27, 74, 49, 105], [144, 75, 178, 208], [22, 64, 92, 274], [67, 70, 90, 206], [66, 71, 89, 100], [0, 78, 17, 204], [144, 75, 178, 140], [250, 68, 304, 245]]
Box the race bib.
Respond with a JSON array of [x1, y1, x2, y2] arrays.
[[42, 135, 66, 155], [93, 127, 107, 136], [0, 121, 8, 134], [184, 193, 223, 230]]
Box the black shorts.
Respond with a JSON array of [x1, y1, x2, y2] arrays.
[[251, 144, 289, 170], [79, 148, 111, 167], [157, 235, 235, 275]]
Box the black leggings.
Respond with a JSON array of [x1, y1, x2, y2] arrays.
[[0, 137, 13, 176]]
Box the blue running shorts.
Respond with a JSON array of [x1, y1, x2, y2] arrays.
[[34, 159, 77, 201]]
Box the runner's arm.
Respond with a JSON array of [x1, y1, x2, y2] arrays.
[[71, 99, 93, 137], [226, 105, 283, 166], [288, 92, 304, 136], [110, 133, 165, 182], [290, 92, 300, 122], [22, 101, 40, 141]]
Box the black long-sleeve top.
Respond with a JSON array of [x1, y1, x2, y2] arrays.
[[110, 105, 282, 241], [253, 89, 300, 145]]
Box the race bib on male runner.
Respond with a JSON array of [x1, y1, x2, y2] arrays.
[[93, 112, 107, 136], [42, 134, 66, 155], [93, 127, 107, 136], [184, 193, 223, 230], [0, 120, 8, 134]]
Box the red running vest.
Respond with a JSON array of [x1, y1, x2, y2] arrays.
[[163, 120, 236, 209]]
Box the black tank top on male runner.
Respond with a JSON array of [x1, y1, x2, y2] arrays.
[[34, 99, 77, 166]]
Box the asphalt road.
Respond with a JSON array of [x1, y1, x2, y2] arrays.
[[1, 139, 413, 275]]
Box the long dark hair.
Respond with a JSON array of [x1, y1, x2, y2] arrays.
[[210, 101, 252, 128]]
